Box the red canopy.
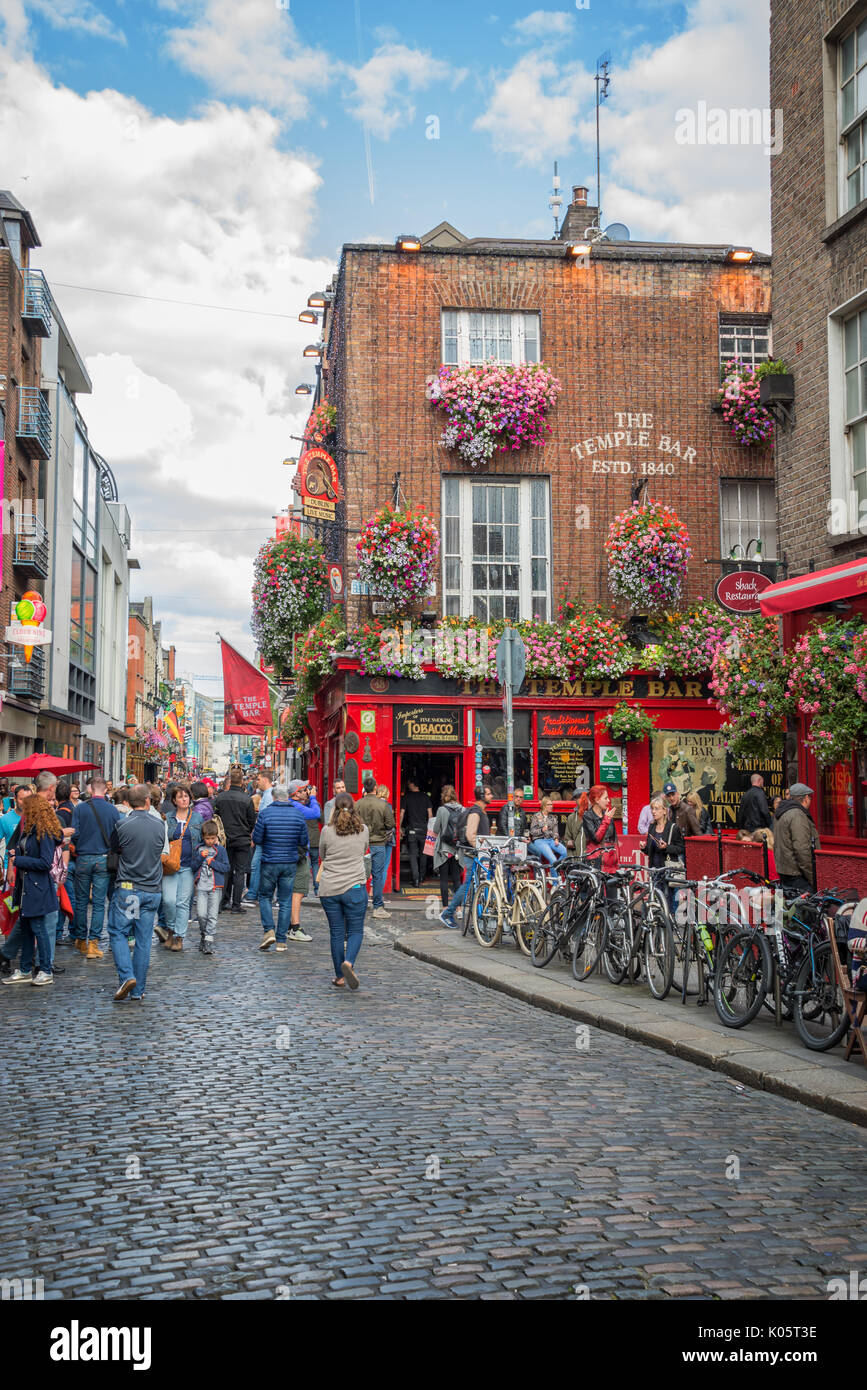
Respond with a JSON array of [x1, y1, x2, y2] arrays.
[[759, 556, 867, 616], [0, 754, 100, 777]]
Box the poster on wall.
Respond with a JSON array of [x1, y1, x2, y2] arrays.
[[649, 729, 784, 828]]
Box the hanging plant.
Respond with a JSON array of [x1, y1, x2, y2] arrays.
[[293, 609, 346, 686], [657, 600, 750, 675], [355, 504, 439, 610], [431, 362, 562, 468], [605, 502, 692, 613], [343, 617, 424, 680], [560, 610, 635, 679], [855, 632, 867, 706], [600, 703, 658, 742], [785, 618, 867, 768], [282, 688, 309, 745], [710, 617, 788, 760], [251, 534, 330, 669], [304, 398, 337, 443], [718, 360, 775, 447]]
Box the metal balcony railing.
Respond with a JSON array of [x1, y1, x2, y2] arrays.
[[13, 512, 50, 579], [7, 648, 45, 700], [21, 269, 52, 338], [16, 388, 51, 459]]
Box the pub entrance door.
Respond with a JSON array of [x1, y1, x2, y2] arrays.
[[392, 750, 463, 891]]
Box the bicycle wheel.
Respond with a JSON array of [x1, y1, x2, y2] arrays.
[[793, 941, 849, 1051], [473, 880, 504, 948], [463, 870, 483, 937], [530, 893, 565, 968], [515, 881, 547, 956], [713, 930, 772, 1028], [643, 908, 675, 1000], [602, 911, 630, 984], [572, 907, 606, 982]]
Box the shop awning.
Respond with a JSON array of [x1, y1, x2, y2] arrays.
[[759, 556, 867, 616]]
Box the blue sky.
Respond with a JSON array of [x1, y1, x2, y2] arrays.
[[0, 0, 771, 685]]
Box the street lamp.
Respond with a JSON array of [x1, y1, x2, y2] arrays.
[[299, 309, 319, 324], [295, 384, 313, 396], [307, 290, 332, 309], [302, 343, 323, 358]]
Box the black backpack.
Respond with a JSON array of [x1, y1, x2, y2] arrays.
[[441, 803, 464, 848]]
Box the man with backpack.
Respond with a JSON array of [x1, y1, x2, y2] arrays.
[[70, 776, 122, 959], [438, 785, 492, 929], [432, 786, 463, 914]]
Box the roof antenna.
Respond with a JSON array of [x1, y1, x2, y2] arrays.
[[595, 52, 612, 231], [548, 161, 563, 238]]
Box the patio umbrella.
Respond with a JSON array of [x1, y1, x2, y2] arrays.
[[0, 753, 101, 777]]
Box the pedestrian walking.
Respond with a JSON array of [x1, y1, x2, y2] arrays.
[[252, 784, 309, 951], [686, 790, 713, 834], [106, 784, 170, 1002], [54, 779, 76, 943], [736, 773, 773, 836], [1, 794, 63, 988], [0, 784, 30, 871], [70, 776, 122, 959], [194, 821, 230, 954], [318, 794, 370, 989], [439, 784, 492, 929], [322, 778, 346, 827], [69, 784, 81, 807], [664, 782, 702, 837], [432, 784, 463, 910], [161, 783, 203, 952], [774, 783, 818, 892], [356, 776, 396, 920], [529, 797, 568, 865], [282, 781, 319, 938], [400, 779, 433, 887], [214, 770, 257, 913], [191, 780, 214, 822], [243, 769, 274, 905]]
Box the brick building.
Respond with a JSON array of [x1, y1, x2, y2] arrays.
[[321, 188, 773, 631], [0, 191, 52, 761], [769, 0, 867, 563]]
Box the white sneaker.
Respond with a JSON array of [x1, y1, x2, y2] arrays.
[[2, 969, 33, 985], [287, 928, 312, 942], [31, 971, 54, 987], [372, 907, 392, 920]]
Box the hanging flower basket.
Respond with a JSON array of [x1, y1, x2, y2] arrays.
[[785, 618, 867, 767], [710, 617, 788, 761], [356, 504, 439, 610], [251, 534, 330, 669], [304, 398, 337, 443], [293, 609, 346, 685], [605, 502, 692, 613], [718, 360, 775, 447], [600, 703, 657, 742], [431, 362, 561, 468]]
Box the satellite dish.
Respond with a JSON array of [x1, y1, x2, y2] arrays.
[[602, 223, 631, 242]]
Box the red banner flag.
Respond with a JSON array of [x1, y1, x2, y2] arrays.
[[220, 638, 271, 734]]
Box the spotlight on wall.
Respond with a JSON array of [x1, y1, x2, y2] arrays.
[[307, 291, 331, 309], [565, 242, 592, 258], [726, 246, 755, 264], [295, 384, 313, 396], [298, 309, 319, 324], [396, 235, 422, 251], [302, 343, 323, 359]]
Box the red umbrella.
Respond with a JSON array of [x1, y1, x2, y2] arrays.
[[0, 753, 101, 777]]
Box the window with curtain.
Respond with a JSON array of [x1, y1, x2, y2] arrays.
[[441, 310, 541, 366], [840, 19, 867, 212], [442, 476, 551, 620], [844, 307, 867, 512], [719, 480, 778, 559]]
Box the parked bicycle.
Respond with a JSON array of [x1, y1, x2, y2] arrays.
[[530, 858, 607, 982], [600, 864, 675, 1000]]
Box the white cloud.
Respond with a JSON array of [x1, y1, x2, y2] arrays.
[[0, 45, 335, 676], [475, 0, 772, 248], [345, 43, 462, 140], [508, 9, 575, 46], [165, 0, 330, 122], [28, 0, 125, 42]]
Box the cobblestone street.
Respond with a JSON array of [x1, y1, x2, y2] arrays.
[[2, 906, 866, 1301]]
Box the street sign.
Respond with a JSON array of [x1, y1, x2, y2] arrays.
[[495, 627, 527, 691], [715, 569, 773, 613]]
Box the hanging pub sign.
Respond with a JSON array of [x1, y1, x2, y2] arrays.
[[715, 569, 773, 614], [328, 563, 345, 603], [299, 446, 341, 522], [393, 705, 463, 745]]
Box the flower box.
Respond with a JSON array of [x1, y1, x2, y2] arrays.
[[758, 374, 794, 405]]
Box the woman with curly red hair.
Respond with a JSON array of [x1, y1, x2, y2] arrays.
[[2, 795, 63, 987], [579, 785, 619, 879]]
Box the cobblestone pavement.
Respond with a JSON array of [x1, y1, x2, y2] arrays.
[[2, 901, 867, 1301]]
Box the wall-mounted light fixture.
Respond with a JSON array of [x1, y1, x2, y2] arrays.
[[395, 235, 422, 251], [725, 246, 755, 264]]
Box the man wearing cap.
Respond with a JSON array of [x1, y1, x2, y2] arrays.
[[664, 782, 701, 837], [774, 783, 818, 892]]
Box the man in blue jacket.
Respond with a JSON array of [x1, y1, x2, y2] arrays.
[[70, 777, 122, 959], [252, 784, 309, 951]]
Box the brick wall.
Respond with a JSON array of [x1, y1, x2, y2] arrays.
[[324, 244, 772, 627], [770, 0, 867, 569]]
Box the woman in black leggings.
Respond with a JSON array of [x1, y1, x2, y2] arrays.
[[432, 785, 463, 907]]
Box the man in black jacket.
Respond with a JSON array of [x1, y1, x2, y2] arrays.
[[215, 771, 257, 913], [497, 787, 530, 839], [736, 774, 773, 834]]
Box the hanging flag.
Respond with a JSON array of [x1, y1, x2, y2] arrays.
[[220, 637, 271, 734], [164, 710, 181, 743]]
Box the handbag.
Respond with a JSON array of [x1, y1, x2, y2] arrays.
[[162, 816, 188, 875], [86, 799, 119, 873], [0, 891, 19, 937]]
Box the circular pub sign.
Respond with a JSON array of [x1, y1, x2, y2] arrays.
[[715, 569, 773, 614]]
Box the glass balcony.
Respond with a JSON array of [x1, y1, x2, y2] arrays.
[[16, 388, 52, 459], [21, 269, 52, 338]]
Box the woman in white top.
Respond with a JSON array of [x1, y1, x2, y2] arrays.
[[318, 793, 371, 990]]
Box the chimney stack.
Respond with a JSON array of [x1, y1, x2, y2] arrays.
[[572, 186, 589, 206], [558, 184, 599, 241]]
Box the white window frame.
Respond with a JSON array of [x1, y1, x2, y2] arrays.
[[829, 290, 867, 537], [718, 316, 772, 370], [442, 476, 551, 620], [839, 16, 867, 214], [441, 310, 541, 367], [719, 479, 778, 560]]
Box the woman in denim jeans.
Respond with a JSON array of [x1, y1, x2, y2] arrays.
[[529, 797, 568, 866], [1, 795, 62, 987], [317, 795, 370, 989], [161, 783, 203, 953]]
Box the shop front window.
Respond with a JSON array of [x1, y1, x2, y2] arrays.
[[537, 711, 595, 799], [819, 759, 856, 838], [858, 747, 867, 838], [476, 710, 531, 798]]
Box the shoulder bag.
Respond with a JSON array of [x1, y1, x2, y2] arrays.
[[162, 816, 188, 876], [87, 800, 119, 873]]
